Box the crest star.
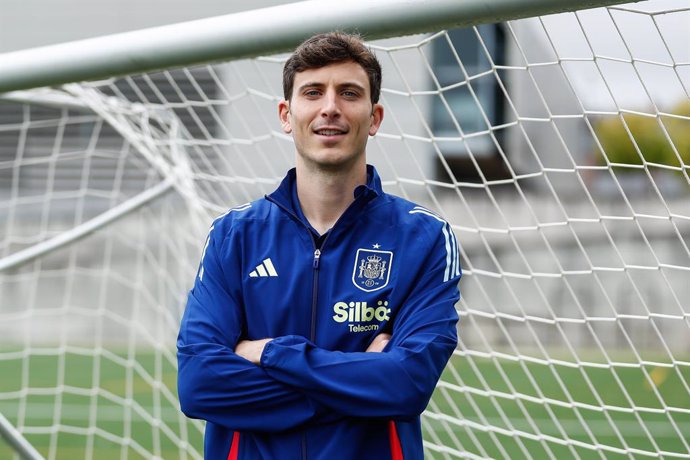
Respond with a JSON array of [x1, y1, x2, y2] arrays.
[[372, 243, 381, 249]]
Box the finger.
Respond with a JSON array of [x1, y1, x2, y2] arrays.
[[365, 337, 390, 353]]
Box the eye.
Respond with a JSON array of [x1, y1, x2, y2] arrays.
[[342, 90, 359, 98], [304, 89, 321, 97]]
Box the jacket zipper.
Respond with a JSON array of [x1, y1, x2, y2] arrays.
[[265, 194, 364, 460], [263, 197, 326, 460], [310, 248, 328, 342], [311, 248, 321, 341], [264, 196, 338, 340]]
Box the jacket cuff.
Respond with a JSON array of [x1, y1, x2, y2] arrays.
[[260, 338, 276, 367], [260, 335, 309, 368]]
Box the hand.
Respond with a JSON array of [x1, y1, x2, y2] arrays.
[[365, 333, 391, 353], [235, 338, 273, 364]]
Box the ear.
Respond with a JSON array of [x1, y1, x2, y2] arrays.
[[368, 103, 384, 136], [278, 100, 292, 134]]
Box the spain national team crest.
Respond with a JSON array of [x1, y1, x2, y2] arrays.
[[352, 249, 393, 292]]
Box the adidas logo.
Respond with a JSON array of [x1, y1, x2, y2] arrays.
[[249, 258, 278, 278]]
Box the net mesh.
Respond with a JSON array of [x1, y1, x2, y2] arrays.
[[1, 1, 689, 459]]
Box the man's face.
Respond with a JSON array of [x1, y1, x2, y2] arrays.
[[279, 61, 383, 171]]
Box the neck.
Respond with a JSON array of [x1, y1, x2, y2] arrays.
[[295, 160, 367, 235]]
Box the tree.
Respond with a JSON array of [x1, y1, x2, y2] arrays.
[[594, 100, 690, 170]]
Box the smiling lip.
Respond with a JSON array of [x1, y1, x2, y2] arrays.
[[313, 126, 348, 136]]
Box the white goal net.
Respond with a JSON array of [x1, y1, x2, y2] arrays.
[[1, 1, 689, 459]]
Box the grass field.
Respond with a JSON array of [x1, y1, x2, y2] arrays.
[[425, 354, 690, 459], [1, 350, 688, 459], [0, 348, 203, 460]]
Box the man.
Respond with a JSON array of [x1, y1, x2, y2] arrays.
[[177, 32, 461, 460]]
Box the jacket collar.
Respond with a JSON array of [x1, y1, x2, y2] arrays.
[[267, 164, 383, 216]]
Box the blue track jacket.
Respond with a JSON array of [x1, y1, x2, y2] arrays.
[[177, 165, 461, 460]]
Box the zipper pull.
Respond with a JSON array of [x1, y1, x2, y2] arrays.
[[313, 249, 321, 269]]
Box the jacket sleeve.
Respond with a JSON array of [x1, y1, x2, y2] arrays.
[[177, 221, 324, 432], [259, 223, 460, 420]]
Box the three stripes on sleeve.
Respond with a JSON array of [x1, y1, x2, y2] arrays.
[[408, 206, 460, 283]]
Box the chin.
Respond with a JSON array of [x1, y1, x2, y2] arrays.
[[302, 150, 363, 171]]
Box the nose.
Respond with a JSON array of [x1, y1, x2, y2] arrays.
[[320, 90, 340, 118]]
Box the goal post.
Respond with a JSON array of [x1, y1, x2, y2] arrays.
[[1, 0, 689, 459], [0, 0, 636, 94], [0, 412, 44, 460]]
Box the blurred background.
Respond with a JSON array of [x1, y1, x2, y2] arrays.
[[0, 1, 689, 458]]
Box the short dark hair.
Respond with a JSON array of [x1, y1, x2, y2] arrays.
[[282, 32, 382, 104]]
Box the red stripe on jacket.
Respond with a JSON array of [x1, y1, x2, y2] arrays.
[[388, 421, 404, 460], [227, 432, 240, 460]]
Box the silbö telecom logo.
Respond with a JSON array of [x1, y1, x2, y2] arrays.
[[332, 300, 391, 333], [331, 248, 394, 332]]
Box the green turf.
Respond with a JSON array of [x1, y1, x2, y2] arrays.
[[0, 349, 203, 460], [1, 351, 688, 459], [426, 355, 690, 459]]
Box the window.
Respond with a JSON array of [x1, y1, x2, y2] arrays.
[[431, 25, 507, 181]]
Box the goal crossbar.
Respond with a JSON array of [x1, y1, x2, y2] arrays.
[[0, 0, 637, 93]]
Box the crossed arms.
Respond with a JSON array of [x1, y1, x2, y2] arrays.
[[177, 225, 459, 433], [235, 333, 390, 364]]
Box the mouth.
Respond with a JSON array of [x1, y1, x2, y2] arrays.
[[313, 127, 348, 137]]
